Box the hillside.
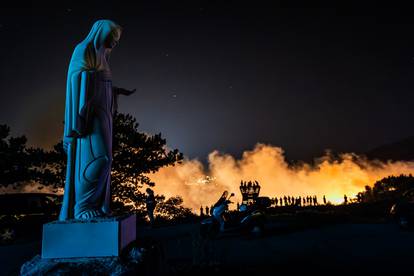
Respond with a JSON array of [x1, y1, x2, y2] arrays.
[[366, 136, 414, 161]]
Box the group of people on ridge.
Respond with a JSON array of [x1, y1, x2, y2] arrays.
[[271, 195, 321, 207]]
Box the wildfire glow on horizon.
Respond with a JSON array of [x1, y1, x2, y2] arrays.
[[148, 144, 414, 210], [3, 143, 414, 211]]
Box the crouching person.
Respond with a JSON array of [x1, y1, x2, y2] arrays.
[[212, 191, 229, 232]]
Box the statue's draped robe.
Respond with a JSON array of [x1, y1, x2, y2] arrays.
[[60, 20, 121, 220]]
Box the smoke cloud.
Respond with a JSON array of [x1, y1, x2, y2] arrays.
[[2, 144, 414, 212], [148, 144, 414, 210]]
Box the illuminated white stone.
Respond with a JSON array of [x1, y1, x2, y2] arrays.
[[41, 215, 136, 258]]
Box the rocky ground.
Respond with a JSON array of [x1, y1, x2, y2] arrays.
[[1, 221, 414, 275]]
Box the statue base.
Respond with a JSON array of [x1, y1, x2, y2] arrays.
[[41, 214, 136, 259]]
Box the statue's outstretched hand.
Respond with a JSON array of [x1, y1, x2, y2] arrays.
[[115, 87, 136, 96]]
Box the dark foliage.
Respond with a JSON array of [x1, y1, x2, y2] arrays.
[[0, 124, 31, 186], [357, 174, 414, 203], [155, 196, 194, 220], [29, 142, 66, 190], [111, 112, 184, 211]]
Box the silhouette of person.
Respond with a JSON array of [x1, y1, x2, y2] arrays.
[[200, 206, 204, 217], [145, 188, 156, 226], [247, 181, 252, 192], [206, 206, 210, 216], [284, 196, 287, 206], [344, 194, 348, 204], [357, 193, 362, 203], [213, 191, 229, 232], [275, 197, 279, 206], [303, 197, 306, 206], [323, 195, 327, 205], [313, 196, 317, 206]]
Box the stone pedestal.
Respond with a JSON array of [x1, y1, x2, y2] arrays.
[[41, 214, 136, 259]]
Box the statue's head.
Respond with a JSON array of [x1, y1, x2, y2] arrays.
[[104, 24, 122, 50], [104, 28, 121, 49], [85, 19, 122, 52]]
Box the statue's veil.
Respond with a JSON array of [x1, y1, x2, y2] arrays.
[[64, 19, 121, 138]]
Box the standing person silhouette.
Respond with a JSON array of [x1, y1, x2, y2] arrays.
[[145, 188, 156, 226]]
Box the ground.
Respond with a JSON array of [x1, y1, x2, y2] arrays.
[[2, 221, 413, 275]]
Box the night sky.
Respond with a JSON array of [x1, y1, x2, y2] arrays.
[[1, 2, 414, 162]]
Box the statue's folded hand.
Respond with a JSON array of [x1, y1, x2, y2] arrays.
[[63, 136, 74, 154]]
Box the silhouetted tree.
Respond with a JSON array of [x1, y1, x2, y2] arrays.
[[357, 174, 414, 203], [110, 112, 183, 210], [30, 142, 66, 190], [155, 196, 193, 220], [0, 124, 32, 186]]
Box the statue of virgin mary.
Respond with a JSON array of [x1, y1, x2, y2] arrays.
[[59, 20, 135, 220]]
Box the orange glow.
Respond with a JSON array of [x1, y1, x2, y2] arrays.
[[148, 144, 414, 210], [3, 144, 413, 211]]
